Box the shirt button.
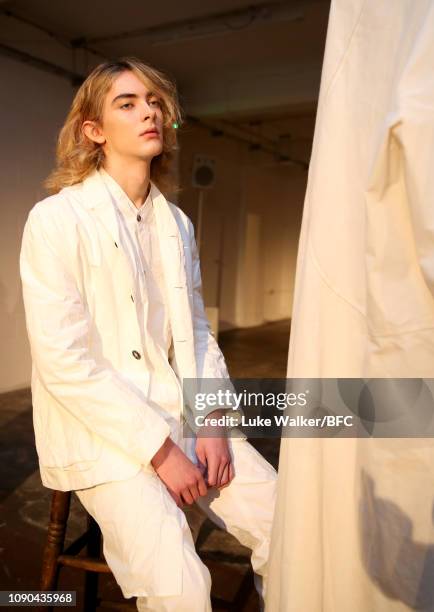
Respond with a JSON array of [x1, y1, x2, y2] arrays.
[[137, 214, 142, 222], [132, 350, 141, 360]]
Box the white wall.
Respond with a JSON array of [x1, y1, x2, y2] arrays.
[[0, 56, 74, 393], [241, 162, 307, 323], [177, 125, 307, 331]]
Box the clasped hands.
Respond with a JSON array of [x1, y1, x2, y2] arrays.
[[151, 408, 234, 508]]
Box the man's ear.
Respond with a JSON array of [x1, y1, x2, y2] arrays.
[[82, 120, 106, 145]]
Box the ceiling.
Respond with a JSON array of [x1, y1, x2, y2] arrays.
[[0, 0, 330, 161]]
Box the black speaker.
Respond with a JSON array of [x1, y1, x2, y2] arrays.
[[192, 155, 216, 188]]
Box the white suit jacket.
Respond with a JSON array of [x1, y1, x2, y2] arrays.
[[20, 168, 230, 491]]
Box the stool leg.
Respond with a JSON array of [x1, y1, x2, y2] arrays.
[[83, 514, 101, 611], [39, 491, 71, 611]]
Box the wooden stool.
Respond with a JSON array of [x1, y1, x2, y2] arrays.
[[39, 489, 256, 611]]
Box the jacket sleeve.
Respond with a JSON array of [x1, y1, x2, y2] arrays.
[[20, 206, 171, 467], [186, 218, 245, 430]]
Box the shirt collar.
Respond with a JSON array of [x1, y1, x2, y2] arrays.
[[98, 166, 152, 219]]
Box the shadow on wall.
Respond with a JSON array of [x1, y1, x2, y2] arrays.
[[360, 470, 434, 609]]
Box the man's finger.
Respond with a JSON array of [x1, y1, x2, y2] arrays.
[[217, 458, 228, 486], [197, 474, 208, 496], [196, 446, 207, 466], [195, 449, 208, 477], [188, 485, 201, 503], [206, 458, 219, 487], [181, 488, 195, 505], [218, 463, 230, 489]]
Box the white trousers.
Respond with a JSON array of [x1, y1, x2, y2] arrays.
[[75, 437, 277, 611]]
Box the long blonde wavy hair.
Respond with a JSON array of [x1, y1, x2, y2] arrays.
[[45, 57, 183, 196]]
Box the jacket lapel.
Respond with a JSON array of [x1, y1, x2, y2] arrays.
[[81, 168, 121, 246], [151, 182, 194, 349]]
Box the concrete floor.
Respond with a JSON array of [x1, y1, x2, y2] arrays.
[[0, 319, 290, 611]]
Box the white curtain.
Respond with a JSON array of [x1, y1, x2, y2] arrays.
[[266, 1, 434, 610]]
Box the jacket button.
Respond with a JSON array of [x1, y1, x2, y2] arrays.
[[132, 350, 141, 360]]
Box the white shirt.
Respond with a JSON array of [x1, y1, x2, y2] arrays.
[[99, 167, 181, 423]]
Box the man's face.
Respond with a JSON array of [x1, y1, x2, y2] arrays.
[[99, 70, 164, 162]]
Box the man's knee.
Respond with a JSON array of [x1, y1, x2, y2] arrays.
[[137, 555, 211, 611]]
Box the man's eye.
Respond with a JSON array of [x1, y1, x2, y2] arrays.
[[120, 103, 133, 109], [150, 99, 162, 107]]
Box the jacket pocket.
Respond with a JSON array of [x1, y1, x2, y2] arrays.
[[35, 389, 104, 469], [39, 432, 104, 471]]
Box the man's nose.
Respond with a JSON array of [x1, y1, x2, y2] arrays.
[[141, 101, 156, 120]]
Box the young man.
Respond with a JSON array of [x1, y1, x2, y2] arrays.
[[20, 57, 277, 611]]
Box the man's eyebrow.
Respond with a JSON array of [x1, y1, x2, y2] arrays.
[[111, 92, 158, 106], [111, 93, 138, 106]]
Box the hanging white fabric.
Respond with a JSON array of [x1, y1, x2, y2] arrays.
[[266, 1, 434, 610]]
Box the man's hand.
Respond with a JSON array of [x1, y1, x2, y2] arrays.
[[195, 409, 234, 490], [151, 437, 208, 507]]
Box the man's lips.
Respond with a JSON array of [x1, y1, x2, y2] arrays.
[[140, 129, 159, 137]]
